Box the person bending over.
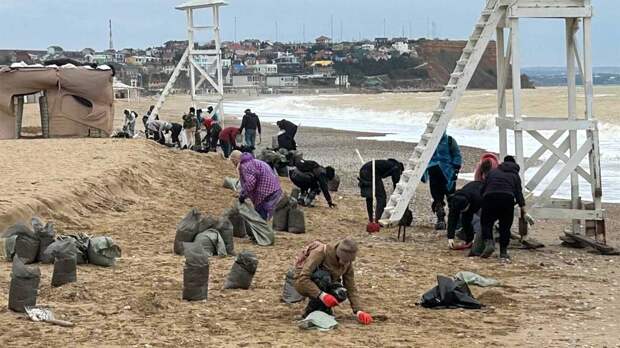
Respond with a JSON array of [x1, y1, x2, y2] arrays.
[[146, 120, 171, 144], [423, 133, 462, 231], [358, 159, 404, 233], [276, 119, 298, 151], [290, 159, 336, 208], [219, 126, 240, 158], [230, 150, 283, 220], [447, 155, 496, 250], [480, 156, 526, 260], [293, 239, 372, 325]]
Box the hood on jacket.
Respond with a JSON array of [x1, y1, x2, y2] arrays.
[[499, 161, 520, 174], [240, 152, 254, 163]]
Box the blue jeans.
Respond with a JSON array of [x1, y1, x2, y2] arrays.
[[222, 142, 232, 158], [244, 129, 257, 148]]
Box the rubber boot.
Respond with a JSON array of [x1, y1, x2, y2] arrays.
[[499, 246, 510, 260], [434, 204, 446, 230], [480, 239, 496, 258]]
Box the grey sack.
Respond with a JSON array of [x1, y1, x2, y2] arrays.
[[224, 251, 258, 290], [183, 243, 210, 301], [8, 257, 41, 312]]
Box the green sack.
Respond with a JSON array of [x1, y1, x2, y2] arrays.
[[88, 236, 122, 267], [233, 202, 275, 246]]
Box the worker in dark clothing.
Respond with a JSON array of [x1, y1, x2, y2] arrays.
[[447, 156, 496, 250], [219, 126, 240, 158], [168, 122, 183, 147], [446, 181, 483, 250], [480, 156, 526, 260], [422, 133, 462, 231], [239, 109, 261, 148], [276, 119, 298, 151], [290, 159, 336, 208], [358, 159, 404, 233]]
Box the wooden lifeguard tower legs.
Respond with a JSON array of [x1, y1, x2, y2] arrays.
[[496, 1, 606, 243]]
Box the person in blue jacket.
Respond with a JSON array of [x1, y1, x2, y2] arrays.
[[422, 133, 462, 230]]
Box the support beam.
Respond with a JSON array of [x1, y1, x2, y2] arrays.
[[14, 96, 24, 139], [528, 130, 593, 183], [526, 136, 570, 192], [525, 130, 564, 169], [566, 18, 580, 234], [510, 18, 524, 177], [496, 27, 508, 159], [187, 9, 197, 104]]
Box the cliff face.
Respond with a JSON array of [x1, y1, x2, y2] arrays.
[[415, 39, 534, 89], [416, 39, 498, 89]]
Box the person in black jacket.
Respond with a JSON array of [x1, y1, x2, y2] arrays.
[[276, 119, 298, 151], [239, 109, 262, 148], [358, 159, 404, 232], [480, 156, 526, 259], [290, 160, 336, 208], [446, 157, 495, 250]]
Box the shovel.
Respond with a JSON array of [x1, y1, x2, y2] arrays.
[[25, 306, 75, 327]]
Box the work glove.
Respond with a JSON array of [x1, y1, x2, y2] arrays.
[[448, 239, 455, 250], [238, 196, 246, 204], [356, 311, 373, 325], [328, 202, 337, 208], [319, 292, 339, 308]]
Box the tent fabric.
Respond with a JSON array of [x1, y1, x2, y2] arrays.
[[0, 66, 114, 139]]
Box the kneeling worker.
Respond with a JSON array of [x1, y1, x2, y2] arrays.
[[447, 180, 483, 250], [294, 239, 373, 325], [358, 159, 404, 233], [290, 159, 336, 208]]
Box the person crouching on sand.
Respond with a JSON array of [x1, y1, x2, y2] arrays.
[[230, 150, 283, 220], [293, 239, 373, 325], [358, 159, 404, 233]]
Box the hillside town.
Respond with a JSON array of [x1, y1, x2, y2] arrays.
[[0, 35, 518, 95]]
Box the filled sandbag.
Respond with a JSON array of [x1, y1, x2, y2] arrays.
[[225, 208, 248, 238], [223, 177, 241, 192], [183, 243, 210, 301], [88, 236, 122, 267], [272, 195, 292, 231], [233, 202, 275, 246], [11, 224, 40, 264], [175, 208, 218, 255], [328, 174, 340, 192], [51, 240, 77, 287], [8, 257, 41, 312], [287, 207, 306, 234], [281, 268, 304, 304], [216, 217, 235, 255], [192, 229, 228, 257], [224, 251, 258, 290], [56, 234, 90, 264], [0, 235, 17, 261], [276, 164, 289, 178], [32, 218, 55, 264]]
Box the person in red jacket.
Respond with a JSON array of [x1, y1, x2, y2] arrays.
[[219, 126, 240, 158]]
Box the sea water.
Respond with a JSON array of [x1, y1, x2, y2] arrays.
[[224, 92, 620, 203]]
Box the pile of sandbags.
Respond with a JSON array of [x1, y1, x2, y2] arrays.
[[174, 208, 234, 257], [272, 194, 306, 234], [256, 149, 304, 177], [1, 218, 122, 267], [224, 201, 275, 246]]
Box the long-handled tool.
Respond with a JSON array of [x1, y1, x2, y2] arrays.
[[25, 306, 74, 327]]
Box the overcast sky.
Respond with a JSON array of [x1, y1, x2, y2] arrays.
[[1, 0, 618, 66]]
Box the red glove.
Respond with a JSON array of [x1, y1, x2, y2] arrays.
[[356, 311, 373, 325], [319, 292, 339, 308]]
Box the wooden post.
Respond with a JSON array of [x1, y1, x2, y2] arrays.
[[214, 4, 225, 128], [187, 9, 197, 106], [566, 18, 580, 234], [39, 91, 50, 138], [372, 159, 376, 222], [510, 18, 524, 177], [14, 96, 24, 139], [496, 27, 508, 160]]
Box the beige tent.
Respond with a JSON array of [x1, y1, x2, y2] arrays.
[[0, 64, 114, 139]]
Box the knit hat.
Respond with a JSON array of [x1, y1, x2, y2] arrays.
[[336, 239, 358, 264]]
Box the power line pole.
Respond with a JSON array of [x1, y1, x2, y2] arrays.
[[302, 23, 306, 43], [340, 20, 343, 43], [409, 20, 413, 38], [275, 20, 278, 42], [234, 16, 237, 42], [383, 18, 387, 37], [108, 19, 113, 50], [330, 15, 334, 41]]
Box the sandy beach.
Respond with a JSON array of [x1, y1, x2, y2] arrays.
[[1, 111, 619, 346]]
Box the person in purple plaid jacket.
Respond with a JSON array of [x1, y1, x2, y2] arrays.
[[230, 150, 283, 220]]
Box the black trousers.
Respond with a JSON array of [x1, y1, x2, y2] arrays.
[[481, 193, 515, 250], [361, 180, 386, 222], [428, 165, 448, 214], [290, 170, 318, 194]]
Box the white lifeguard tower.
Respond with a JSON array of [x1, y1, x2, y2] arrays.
[[382, 0, 606, 244], [152, 0, 227, 122]]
